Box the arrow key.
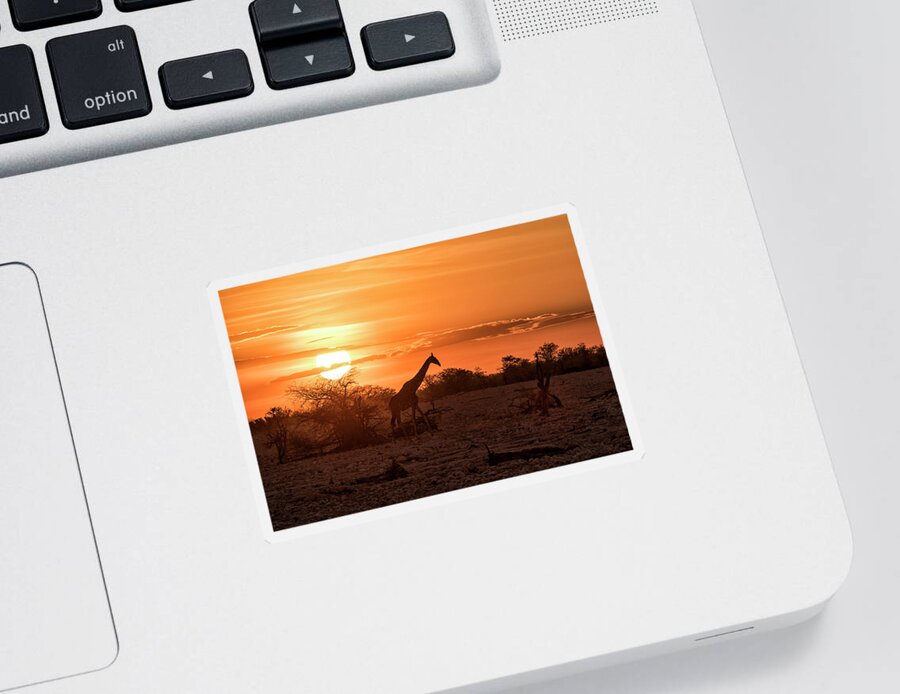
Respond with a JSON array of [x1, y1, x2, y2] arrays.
[[250, 0, 344, 43], [159, 50, 254, 109], [261, 34, 354, 89], [362, 12, 454, 71]]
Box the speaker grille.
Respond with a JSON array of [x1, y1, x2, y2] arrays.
[[493, 0, 659, 42]]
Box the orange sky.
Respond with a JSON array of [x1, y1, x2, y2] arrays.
[[219, 215, 604, 420]]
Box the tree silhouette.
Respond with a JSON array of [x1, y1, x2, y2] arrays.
[[286, 370, 393, 450], [532, 352, 563, 415], [500, 355, 533, 384], [263, 407, 293, 465], [537, 342, 559, 365]]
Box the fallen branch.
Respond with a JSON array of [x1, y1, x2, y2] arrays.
[[483, 443, 570, 466], [353, 461, 410, 484]]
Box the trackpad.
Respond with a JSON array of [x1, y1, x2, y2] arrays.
[[0, 264, 117, 691]]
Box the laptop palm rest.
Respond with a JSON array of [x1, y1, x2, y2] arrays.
[[0, 264, 117, 692]]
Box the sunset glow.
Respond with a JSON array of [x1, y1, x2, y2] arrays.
[[316, 351, 352, 380], [219, 215, 604, 420]]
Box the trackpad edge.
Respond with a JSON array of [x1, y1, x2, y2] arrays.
[[0, 263, 117, 692]]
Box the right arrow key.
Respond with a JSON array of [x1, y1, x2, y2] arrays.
[[361, 12, 455, 71]]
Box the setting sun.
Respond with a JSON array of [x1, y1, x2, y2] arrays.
[[219, 214, 605, 420], [316, 351, 352, 380], [216, 212, 633, 530]]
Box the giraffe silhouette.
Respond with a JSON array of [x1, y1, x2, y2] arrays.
[[390, 353, 441, 435]]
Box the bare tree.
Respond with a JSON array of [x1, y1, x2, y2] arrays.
[[537, 342, 560, 366], [263, 407, 293, 464], [286, 370, 393, 450], [532, 352, 563, 415]]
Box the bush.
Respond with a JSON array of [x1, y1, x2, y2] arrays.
[[421, 367, 497, 400], [285, 371, 394, 451], [250, 407, 295, 465]]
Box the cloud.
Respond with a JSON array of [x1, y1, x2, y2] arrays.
[[228, 325, 300, 344], [235, 345, 362, 367], [268, 353, 388, 384], [355, 353, 389, 365], [268, 367, 323, 383], [393, 310, 596, 354]]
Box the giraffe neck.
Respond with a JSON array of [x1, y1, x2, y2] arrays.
[[408, 359, 432, 390]]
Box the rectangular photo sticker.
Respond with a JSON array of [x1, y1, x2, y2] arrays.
[[211, 208, 638, 538]]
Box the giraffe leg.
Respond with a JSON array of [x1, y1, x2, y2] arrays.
[[410, 405, 418, 435], [416, 403, 432, 430]]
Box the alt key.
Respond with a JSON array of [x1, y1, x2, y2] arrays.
[[47, 25, 152, 130]]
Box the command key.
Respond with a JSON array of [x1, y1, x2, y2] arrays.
[[0, 45, 49, 145]]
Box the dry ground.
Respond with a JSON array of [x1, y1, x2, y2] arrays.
[[259, 367, 632, 530]]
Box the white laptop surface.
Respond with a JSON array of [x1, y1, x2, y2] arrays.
[[0, 1, 850, 692]]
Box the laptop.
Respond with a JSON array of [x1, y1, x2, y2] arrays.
[[0, 1, 851, 692]]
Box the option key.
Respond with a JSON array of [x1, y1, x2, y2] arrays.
[[47, 26, 152, 130]]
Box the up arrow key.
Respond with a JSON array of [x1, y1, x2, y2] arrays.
[[251, 0, 345, 43], [404, 34, 415, 43]]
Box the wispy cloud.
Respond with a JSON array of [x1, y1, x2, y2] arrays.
[[235, 346, 353, 367], [228, 325, 300, 344], [269, 353, 388, 384], [394, 310, 596, 354], [268, 367, 324, 383]]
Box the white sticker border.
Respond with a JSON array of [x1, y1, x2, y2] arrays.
[[208, 204, 644, 543]]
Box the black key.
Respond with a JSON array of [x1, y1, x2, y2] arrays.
[[250, 0, 343, 43], [47, 26, 151, 130], [0, 45, 49, 145], [9, 0, 102, 32], [159, 50, 254, 109], [261, 34, 353, 90], [361, 12, 455, 71], [115, 0, 191, 11]]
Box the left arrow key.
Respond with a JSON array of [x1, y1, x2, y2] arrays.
[[159, 50, 254, 110]]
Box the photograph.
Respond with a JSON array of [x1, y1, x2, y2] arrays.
[[217, 213, 633, 530]]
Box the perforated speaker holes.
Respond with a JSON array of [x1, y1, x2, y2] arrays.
[[493, 0, 659, 42]]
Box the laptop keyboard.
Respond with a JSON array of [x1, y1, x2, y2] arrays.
[[0, 0, 499, 176]]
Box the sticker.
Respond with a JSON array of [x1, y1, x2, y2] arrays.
[[210, 206, 639, 539]]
